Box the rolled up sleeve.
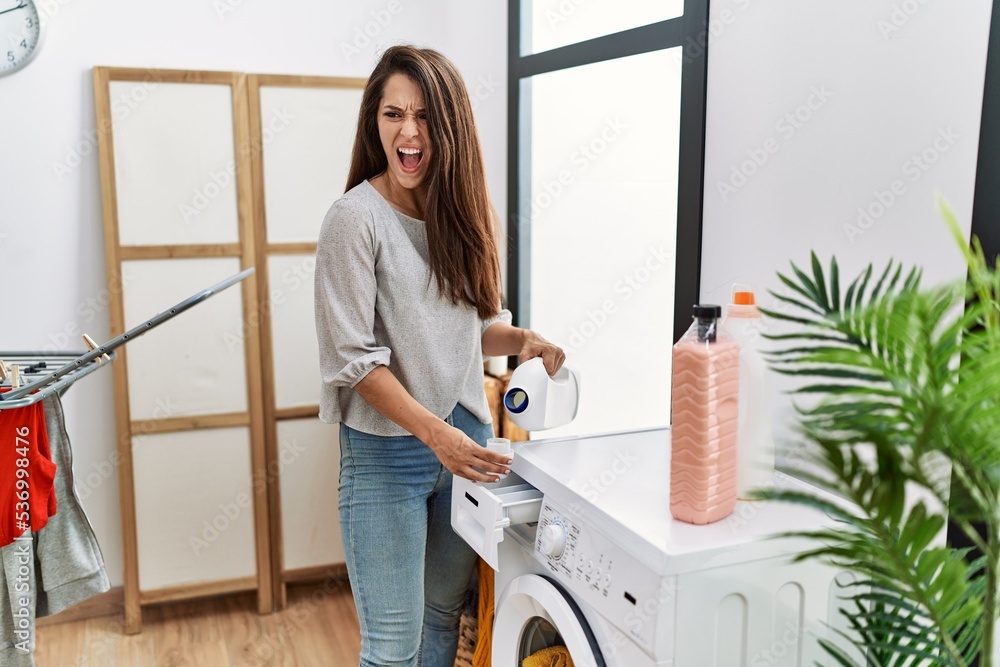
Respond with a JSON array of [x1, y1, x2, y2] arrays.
[[314, 198, 391, 389], [481, 307, 513, 337]]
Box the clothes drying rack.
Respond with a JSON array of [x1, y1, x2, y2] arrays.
[[0, 268, 255, 411]]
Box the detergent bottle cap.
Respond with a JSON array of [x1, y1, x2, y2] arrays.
[[727, 284, 761, 318], [692, 304, 722, 342]]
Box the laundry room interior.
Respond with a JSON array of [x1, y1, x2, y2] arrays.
[[2, 0, 999, 665]]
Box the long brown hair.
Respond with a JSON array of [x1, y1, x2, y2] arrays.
[[345, 45, 502, 320]]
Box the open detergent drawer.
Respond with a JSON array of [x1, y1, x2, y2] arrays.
[[451, 473, 543, 569]]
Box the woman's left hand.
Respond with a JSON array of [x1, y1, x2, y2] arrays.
[[518, 330, 566, 376]]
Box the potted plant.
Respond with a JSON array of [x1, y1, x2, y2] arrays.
[[757, 198, 1000, 666]]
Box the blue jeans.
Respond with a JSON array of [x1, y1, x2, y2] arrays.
[[339, 404, 494, 667]]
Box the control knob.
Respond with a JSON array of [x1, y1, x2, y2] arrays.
[[538, 522, 567, 559]]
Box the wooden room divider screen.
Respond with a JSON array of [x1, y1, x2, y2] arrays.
[[94, 67, 365, 633]]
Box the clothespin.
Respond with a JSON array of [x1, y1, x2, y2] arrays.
[[0, 360, 7, 383], [10, 365, 19, 389], [82, 333, 111, 364]]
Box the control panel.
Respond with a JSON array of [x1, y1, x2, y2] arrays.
[[533, 498, 672, 653]]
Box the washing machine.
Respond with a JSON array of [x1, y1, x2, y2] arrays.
[[452, 427, 862, 667]]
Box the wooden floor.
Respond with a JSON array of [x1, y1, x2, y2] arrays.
[[34, 580, 362, 667]]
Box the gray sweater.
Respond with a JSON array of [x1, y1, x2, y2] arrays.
[[315, 180, 511, 436]]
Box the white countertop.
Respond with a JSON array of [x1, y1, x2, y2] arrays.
[[510, 427, 840, 574]]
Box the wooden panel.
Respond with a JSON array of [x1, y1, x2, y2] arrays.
[[268, 254, 320, 408], [130, 412, 249, 435], [274, 405, 319, 421], [94, 67, 243, 85], [247, 73, 284, 612], [233, 71, 274, 614], [248, 74, 365, 611], [277, 419, 343, 570], [121, 258, 249, 419], [109, 80, 240, 246], [118, 244, 242, 260], [252, 74, 367, 90], [93, 65, 143, 634], [36, 587, 125, 627], [282, 562, 349, 584], [140, 576, 258, 605], [132, 428, 257, 591], [267, 242, 318, 255], [96, 65, 276, 632], [258, 84, 364, 243]]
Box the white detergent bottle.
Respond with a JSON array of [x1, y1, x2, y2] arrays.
[[721, 284, 775, 497]]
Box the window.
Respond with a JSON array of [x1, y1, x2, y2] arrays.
[[522, 0, 684, 55], [507, 0, 708, 437]]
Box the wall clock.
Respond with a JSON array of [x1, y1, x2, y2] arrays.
[[0, 1, 43, 77]]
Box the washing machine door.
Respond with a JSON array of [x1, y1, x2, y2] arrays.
[[493, 574, 607, 667]]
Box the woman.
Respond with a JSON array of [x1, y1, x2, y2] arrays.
[[314, 45, 565, 667]]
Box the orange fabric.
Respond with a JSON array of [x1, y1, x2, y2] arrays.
[[522, 645, 574, 667], [473, 558, 495, 667]]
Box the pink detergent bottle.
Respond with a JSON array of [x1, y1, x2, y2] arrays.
[[670, 304, 740, 525]]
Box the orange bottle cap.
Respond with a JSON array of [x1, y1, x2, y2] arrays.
[[733, 291, 755, 305]]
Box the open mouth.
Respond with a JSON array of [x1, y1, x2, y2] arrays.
[[397, 147, 423, 172]]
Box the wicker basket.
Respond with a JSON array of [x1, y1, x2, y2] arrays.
[[454, 609, 479, 667]]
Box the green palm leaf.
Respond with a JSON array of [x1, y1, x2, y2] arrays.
[[756, 205, 1000, 667]]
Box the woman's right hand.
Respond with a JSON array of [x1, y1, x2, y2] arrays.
[[354, 367, 510, 481], [425, 420, 511, 483]]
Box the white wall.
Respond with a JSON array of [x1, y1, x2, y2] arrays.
[[701, 0, 994, 451], [0, 0, 507, 588]]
